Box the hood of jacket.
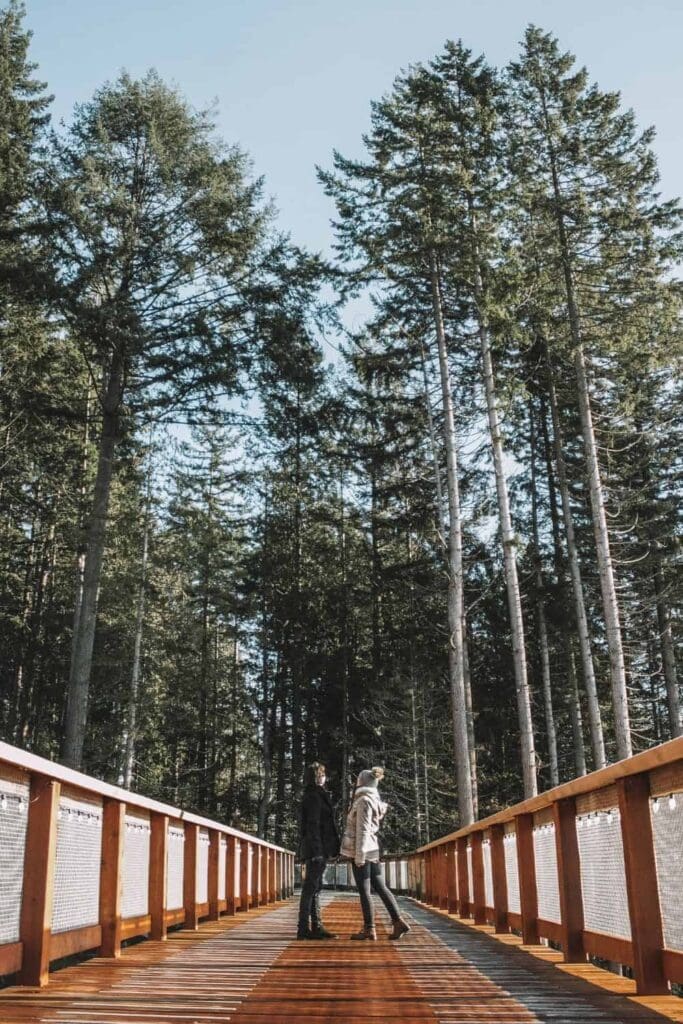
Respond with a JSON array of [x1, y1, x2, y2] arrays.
[[352, 786, 387, 817]]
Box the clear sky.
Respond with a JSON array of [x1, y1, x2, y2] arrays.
[[25, 0, 683, 266]]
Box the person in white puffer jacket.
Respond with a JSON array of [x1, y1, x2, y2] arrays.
[[340, 767, 410, 941]]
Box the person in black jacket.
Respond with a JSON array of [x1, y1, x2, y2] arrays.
[[297, 761, 340, 939]]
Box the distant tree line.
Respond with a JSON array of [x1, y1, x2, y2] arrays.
[[0, 2, 680, 848]]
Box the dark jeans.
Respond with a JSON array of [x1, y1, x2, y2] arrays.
[[352, 861, 400, 926], [298, 857, 326, 929]]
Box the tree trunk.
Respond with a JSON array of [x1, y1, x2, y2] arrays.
[[542, 104, 631, 760], [530, 401, 559, 787], [545, 352, 606, 769], [62, 360, 123, 769], [653, 567, 681, 738], [120, 471, 151, 790], [473, 256, 537, 797], [566, 644, 587, 777], [429, 250, 474, 824]]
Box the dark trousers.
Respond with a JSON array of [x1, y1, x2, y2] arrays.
[[298, 857, 326, 929], [352, 861, 401, 926]]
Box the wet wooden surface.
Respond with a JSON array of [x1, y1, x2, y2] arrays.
[[1, 894, 681, 1023]]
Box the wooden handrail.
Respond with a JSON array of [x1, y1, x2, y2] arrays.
[[403, 737, 683, 997], [0, 740, 295, 988]]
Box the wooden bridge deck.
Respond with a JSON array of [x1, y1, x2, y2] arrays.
[[1, 894, 681, 1024]]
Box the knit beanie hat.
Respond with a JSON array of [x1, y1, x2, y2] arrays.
[[356, 766, 385, 789]]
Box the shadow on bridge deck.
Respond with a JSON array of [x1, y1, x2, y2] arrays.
[[0, 893, 680, 1023]]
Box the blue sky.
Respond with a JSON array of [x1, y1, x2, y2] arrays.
[[25, 0, 683, 271]]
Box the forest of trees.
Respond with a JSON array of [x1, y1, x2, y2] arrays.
[[0, 2, 680, 851]]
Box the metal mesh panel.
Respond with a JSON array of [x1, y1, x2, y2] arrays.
[[652, 794, 683, 951], [504, 832, 521, 914], [577, 809, 631, 939], [398, 860, 408, 890], [52, 794, 102, 934], [234, 841, 241, 900], [482, 839, 493, 907], [0, 775, 29, 944], [166, 824, 185, 910], [121, 812, 150, 919], [247, 844, 253, 897], [533, 823, 561, 923], [387, 861, 397, 888], [197, 829, 210, 903], [466, 843, 473, 903], [218, 836, 227, 901]]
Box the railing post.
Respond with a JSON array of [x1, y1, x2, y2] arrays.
[[183, 822, 199, 929], [516, 812, 539, 945], [208, 829, 220, 921], [447, 841, 458, 914], [438, 846, 448, 910], [100, 798, 125, 957], [149, 812, 168, 940], [490, 824, 508, 934], [253, 845, 262, 907], [618, 774, 668, 994], [457, 837, 469, 917], [471, 832, 486, 925], [226, 835, 237, 915], [553, 798, 584, 962], [239, 840, 250, 911], [18, 774, 60, 986]]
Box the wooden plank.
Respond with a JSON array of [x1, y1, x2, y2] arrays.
[[50, 924, 102, 962], [183, 823, 199, 930], [490, 824, 508, 934], [662, 948, 683, 985], [553, 797, 585, 962], [18, 774, 60, 986], [120, 914, 151, 939], [649, 761, 683, 798], [471, 832, 486, 925], [208, 829, 220, 921], [576, 784, 619, 815], [538, 918, 563, 944], [99, 798, 125, 957], [164, 907, 185, 926], [0, 941, 22, 976], [583, 929, 634, 966], [239, 840, 250, 912], [515, 812, 539, 945], [618, 773, 668, 993], [253, 844, 262, 908], [149, 812, 168, 941]]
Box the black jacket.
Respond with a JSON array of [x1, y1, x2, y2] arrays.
[[298, 784, 340, 860]]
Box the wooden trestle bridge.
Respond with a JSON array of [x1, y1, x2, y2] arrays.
[[1, 738, 683, 1022]]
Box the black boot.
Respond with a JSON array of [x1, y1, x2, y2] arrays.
[[297, 919, 314, 939], [311, 897, 338, 939]]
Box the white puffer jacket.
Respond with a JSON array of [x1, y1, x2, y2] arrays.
[[340, 786, 388, 866]]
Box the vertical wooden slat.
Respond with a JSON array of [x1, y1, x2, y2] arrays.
[[225, 835, 237, 915], [183, 823, 199, 929], [208, 829, 220, 921], [149, 812, 168, 940], [439, 846, 449, 910], [253, 845, 262, 907], [516, 812, 539, 945], [618, 774, 668, 994], [553, 798, 585, 962], [239, 840, 250, 911], [490, 824, 509, 934], [457, 837, 469, 918], [471, 832, 486, 925], [447, 841, 458, 914], [18, 774, 61, 987], [99, 798, 125, 957], [269, 849, 276, 902]]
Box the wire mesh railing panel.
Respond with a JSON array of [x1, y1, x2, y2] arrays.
[[482, 839, 493, 907], [0, 774, 29, 945], [51, 794, 102, 934], [166, 824, 185, 910], [577, 808, 631, 939], [533, 822, 561, 923], [466, 842, 473, 903], [398, 859, 408, 890], [218, 836, 226, 901], [651, 793, 683, 951], [247, 845, 253, 897], [504, 831, 521, 914], [121, 811, 150, 919], [197, 829, 210, 904]]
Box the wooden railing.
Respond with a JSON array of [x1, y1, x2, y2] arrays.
[[0, 740, 294, 988], [403, 735, 683, 996]]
